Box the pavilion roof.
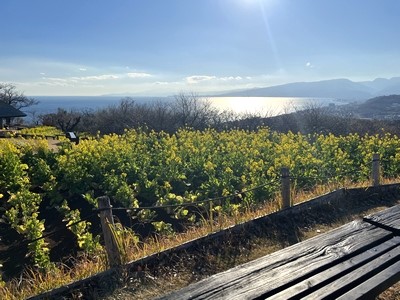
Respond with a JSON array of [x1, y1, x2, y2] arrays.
[[0, 102, 27, 118]]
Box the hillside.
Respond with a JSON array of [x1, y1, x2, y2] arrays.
[[360, 77, 400, 95], [362, 94, 400, 106], [219, 77, 400, 100], [350, 94, 400, 119]]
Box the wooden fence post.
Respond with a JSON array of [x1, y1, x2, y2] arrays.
[[372, 153, 380, 186], [281, 167, 291, 209], [97, 196, 121, 268]]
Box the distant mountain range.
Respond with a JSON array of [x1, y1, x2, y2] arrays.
[[218, 77, 400, 99]]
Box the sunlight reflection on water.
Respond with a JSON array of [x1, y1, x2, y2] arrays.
[[25, 96, 345, 122], [207, 97, 342, 116]]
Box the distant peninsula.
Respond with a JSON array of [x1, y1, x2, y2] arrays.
[[218, 77, 400, 100], [348, 94, 400, 119]]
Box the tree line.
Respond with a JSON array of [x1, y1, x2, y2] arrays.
[[2, 82, 400, 136], [39, 96, 400, 136], [39, 92, 258, 134]]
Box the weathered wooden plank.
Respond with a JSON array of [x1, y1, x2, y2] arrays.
[[268, 236, 400, 299], [302, 245, 400, 299], [337, 260, 400, 300], [363, 204, 400, 232], [158, 220, 392, 300]]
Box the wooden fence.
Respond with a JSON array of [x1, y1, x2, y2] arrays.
[[99, 154, 383, 268], [28, 153, 394, 299]]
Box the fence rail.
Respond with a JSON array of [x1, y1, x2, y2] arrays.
[[96, 153, 384, 268], [28, 183, 400, 300], [16, 152, 385, 269], [21, 153, 384, 267]]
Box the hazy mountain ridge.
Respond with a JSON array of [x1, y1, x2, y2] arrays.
[[220, 77, 400, 99]]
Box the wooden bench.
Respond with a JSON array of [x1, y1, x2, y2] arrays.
[[160, 205, 400, 299]]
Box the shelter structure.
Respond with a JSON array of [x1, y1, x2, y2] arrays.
[[0, 102, 26, 128]]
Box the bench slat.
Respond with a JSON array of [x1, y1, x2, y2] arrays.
[[159, 220, 392, 300], [337, 259, 400, 300], [364, 204, 400, 232], [269, 236, 400, 299], [302, 245, 400, 299]]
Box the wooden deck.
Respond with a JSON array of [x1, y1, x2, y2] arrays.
[[159, 205, 400, 300]]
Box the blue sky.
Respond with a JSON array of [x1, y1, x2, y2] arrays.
[[1, 0, 399, 96]]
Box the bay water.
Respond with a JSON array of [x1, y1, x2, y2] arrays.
[[22, 96, 347, 122]]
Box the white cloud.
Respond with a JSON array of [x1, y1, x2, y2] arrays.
[[306, 62, 314, 68], [186, 75, 247, 84], [45, 72, 152, 83], [40, 74, 120, 87], [220, 76, 243, 81], [127, 72, 152, 78], [1, 56, 297, 96], [75, 74, 119, 80], [39, 77, 73, 87], [186, 75, 216, 84], [44, 77, 71, 83]]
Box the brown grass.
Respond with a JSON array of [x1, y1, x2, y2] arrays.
[[102, 200, 400, 300], [102, 178, 400, 299]]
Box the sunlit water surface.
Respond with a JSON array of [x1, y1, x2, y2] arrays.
[[24, 96, 347, 122]]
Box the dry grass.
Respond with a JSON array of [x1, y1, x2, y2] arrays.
[[1, 178, 399, 299], [378, 282, 400, 300], [0, 254, 106, 300], [104, 201, 400, 300], [103, 178, 400, 299]]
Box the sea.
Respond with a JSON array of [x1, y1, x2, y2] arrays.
[[21, 96, 349, 123]]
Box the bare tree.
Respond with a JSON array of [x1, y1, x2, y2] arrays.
[[40, 108, 82, 132], [172, 92, 218, 130], [0, 83, 39, 109], [84, 98, 141, 134], [144, 100, 175, 132], [296, 102, 324, 132]]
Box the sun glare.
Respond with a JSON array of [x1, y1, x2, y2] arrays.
[[238, 0, 278, 9]]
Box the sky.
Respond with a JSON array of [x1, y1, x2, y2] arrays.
[[1, 0, 400, 96]]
